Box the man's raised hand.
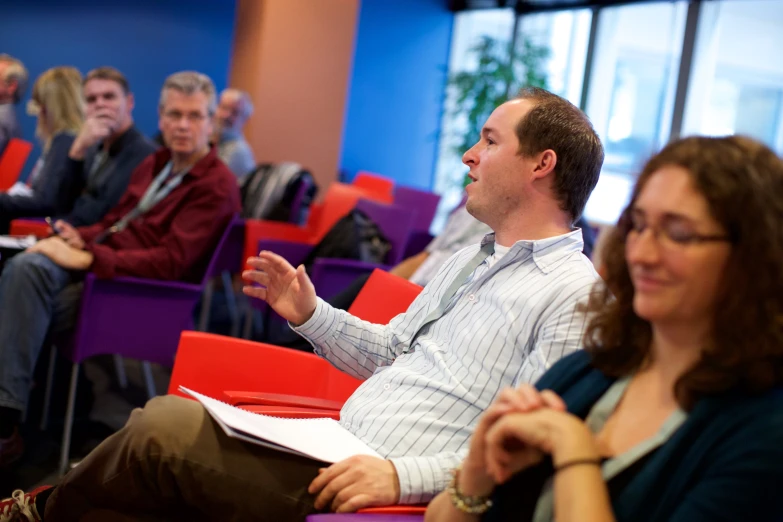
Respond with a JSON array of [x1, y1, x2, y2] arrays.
[[242, 251, 317, 326]]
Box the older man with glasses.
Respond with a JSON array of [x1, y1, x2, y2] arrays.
[[0, 71, 240, 470]]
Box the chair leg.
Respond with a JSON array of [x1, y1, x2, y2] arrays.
[[40, 346, 58, 431], [59, 362, 80, 476], [198, 279, 215, 332], [222, 271, 240, 338], [141, 361, 156, 400], [242, 307, 254, 339], [113, 354, 128, 389]]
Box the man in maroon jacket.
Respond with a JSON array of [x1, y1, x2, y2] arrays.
[[0, 71, 241, 467]]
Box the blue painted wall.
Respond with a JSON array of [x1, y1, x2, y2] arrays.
[[0, 0, 236, 179], [341, 0, 453, 190]]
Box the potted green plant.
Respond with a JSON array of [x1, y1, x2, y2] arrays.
[[447, 34, 551, 158]]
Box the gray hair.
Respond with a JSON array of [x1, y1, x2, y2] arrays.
[[159, 71, 217, 116], [0, 54, 29, 104], [222, 88, 254, 122]]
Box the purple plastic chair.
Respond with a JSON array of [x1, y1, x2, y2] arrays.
[[43, 215, 244, 475], [393, 186, 440, 258], [254, 199, 413, 303], [244, 199, 414, 335], [307, 513, 424, 522], [199, 175, 316, 335]]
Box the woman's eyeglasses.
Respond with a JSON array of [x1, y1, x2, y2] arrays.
[[622, 209, 733, 249]]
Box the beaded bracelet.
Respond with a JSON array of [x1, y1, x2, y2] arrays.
[[447, 465, 494, 515]]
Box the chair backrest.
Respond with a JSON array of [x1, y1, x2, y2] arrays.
[[352, 171, 395, 199], [168, 332, 352, 400], [348, 269, 423, 324], [310, 182, 393, 241], [394, 186, 441, 233], [354, 199, 414, 265], [201, 215, 246, 283], [0, 138, 34, 191]]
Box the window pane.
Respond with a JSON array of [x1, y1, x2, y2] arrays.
[[515, 9, 592, 106], [583, 1, 688, 225], [682, 0, 783, 153], [431, 9, 516, 232]]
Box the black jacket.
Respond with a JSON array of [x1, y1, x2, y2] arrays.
[[60, 125, 157, 226]]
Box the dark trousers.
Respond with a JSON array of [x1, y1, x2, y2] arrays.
[[0, 252, 83, 413]]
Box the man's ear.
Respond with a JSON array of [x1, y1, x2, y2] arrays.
[[531, 149, 557, 181], [7, 80, 18, 98], [126, 92, 135, 113]]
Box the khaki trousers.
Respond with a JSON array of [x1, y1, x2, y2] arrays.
[[46, 395, 325, 522]]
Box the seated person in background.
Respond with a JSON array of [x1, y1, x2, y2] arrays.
[[56, 66, 156, 227], [214, 88, 255, 179], [0, 67, 83, 233], [0, 54, 28, 156], [2, 87, 603, 522], [425, 135, 783, 522], [0, 71, 240, 469]]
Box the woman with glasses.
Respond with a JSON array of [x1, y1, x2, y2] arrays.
[[0, 66, 83, 233], [425, 135, 783, 522]]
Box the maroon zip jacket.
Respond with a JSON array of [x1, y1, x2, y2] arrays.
[[78, 146, 241, 282]]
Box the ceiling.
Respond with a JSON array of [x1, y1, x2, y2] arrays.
[[447, 0, 676, 14]]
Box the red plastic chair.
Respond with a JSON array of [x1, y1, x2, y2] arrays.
[[0, 138, 34, 191], [9, 217, 50, 238], [169, 269, 425, 516], [170, 269, 422, 403], [243, 182, 394, 270], [352, 172, 394, 200]]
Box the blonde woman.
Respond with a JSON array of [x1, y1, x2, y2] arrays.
[[0, 66, 84, 233]]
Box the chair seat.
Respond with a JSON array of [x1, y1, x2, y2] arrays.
[[307, 515, 424, 521]]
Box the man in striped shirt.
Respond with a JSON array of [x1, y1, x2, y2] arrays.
[[17, 88, 604, 522]]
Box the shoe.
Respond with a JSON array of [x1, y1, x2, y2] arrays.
[[0, 429, 23, 467], [0, 486, 50, 521]]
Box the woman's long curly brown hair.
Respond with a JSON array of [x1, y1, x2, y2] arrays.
[[584, 136, 783, 410]]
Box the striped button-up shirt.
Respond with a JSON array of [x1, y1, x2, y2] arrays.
[[294, 229, 599, 503]]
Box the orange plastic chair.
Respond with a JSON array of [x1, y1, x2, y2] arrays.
[[0, 138, 34, 191], [352, 171, 394, 200], [242, 182, 394, 269]]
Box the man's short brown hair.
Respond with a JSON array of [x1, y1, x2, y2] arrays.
[[514, 87, 604, 222], [84, 66, 130, 95]]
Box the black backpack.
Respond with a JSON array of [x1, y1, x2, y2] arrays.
[[300, 209, 391, 273], [240, 163, 317, 225]]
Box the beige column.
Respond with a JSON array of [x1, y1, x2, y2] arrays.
[[229, 0, 360, 194]]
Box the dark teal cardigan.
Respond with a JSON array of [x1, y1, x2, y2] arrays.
[[484, 350, 783, 522]]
